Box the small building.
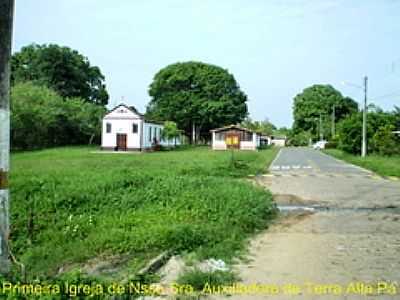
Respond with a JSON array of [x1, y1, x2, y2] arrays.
[[260, 135, 272, 146], [270, 135, 287, 147], [101, 104, 180, 151], [210, 125, 261, 150]]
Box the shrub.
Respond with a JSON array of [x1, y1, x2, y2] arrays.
[[11, 82, 105, 150], [324, 141, 337, 149], [288, 131, 312, 146], [336, 111, 396, 154], [371, 125, 400, 156]]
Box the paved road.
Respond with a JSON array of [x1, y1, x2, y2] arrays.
[[263, 148, 399, 208], [269, 147, 371, 175], [213, 147, 400, 300]]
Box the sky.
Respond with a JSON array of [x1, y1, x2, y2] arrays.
[[13, 0, 400, 127]]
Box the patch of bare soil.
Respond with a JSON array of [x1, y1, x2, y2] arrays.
[[210, 210, 400, 300], [272, 194, 320, 206]]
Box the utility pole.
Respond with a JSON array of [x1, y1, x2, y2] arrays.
[[0, 0, 14, 274], [331, 105, 335, 139], [361, 76, 368, 157]]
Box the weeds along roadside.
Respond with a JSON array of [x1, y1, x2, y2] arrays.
[[4, 147, 278, 291]]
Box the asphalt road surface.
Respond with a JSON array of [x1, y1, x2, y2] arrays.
[[212, 147, 400, 300], [269, 147, 371, 175]]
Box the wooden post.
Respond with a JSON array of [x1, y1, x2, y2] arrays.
[[192, 122, 196, 144], [0, 0, 14, 274]]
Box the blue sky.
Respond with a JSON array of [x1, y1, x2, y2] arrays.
[[14, 0, 400, 127]]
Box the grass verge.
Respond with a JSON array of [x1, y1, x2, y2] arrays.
[[324, 149, 400, 178], [7, 146, 278, 284]]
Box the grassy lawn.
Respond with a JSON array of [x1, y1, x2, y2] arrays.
[[8, 146, 278, 282], [325, 149, 400, 178]]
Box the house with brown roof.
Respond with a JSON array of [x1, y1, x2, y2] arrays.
[[210, 125, 261, 150]]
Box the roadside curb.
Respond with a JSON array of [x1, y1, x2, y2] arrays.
[[383, 176, 400, 181], [268, 148, 282, 171]]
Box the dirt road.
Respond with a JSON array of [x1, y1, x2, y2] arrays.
[[212, 148, 400, 300]]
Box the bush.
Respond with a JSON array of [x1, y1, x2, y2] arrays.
[[324, 141, 337, 149], [288, 131, 312, 146], [258, 144, 271, 150], [336, 111, 396, 154], [11, 82, 106, 150], [371, 125, 400, 156]]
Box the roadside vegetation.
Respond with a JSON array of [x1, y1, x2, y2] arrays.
[[10, 44, 109, 152], [11, 83, 105, 150], [12, 44, 109, 105], [8, 147, 278, 284], [324, 149, 400, 178], [285, 84, 399, 161]]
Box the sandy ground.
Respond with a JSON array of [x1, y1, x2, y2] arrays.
[[209, 210, 400, 300]]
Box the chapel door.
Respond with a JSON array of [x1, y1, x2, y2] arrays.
[[116, 134, 127, 151]]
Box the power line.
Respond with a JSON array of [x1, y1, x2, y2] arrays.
[[370, 90, 400, 101]]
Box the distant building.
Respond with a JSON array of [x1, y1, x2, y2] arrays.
[[260, 135, 272, 146], [101, 104, 180, 151], [210, 125, 261, 150], [270, 135, 287, 147]]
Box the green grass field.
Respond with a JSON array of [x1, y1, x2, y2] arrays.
[[325, 149, 400, 178], [8, 146, 278, 282]]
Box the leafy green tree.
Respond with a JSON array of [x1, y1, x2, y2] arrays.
[[394, 106, 400, 130], [241, 117, 276, 135], [274, 126, 292, 137], [11, 82, 105, 150], [288, 131, 312, 146], [336, 110, 395, 155], [293, 85, 358, 138], [371, 124, 400, 156], [146, 61, 248, 142], [11, 44, 109, 105], [161, 121, 181, 146]]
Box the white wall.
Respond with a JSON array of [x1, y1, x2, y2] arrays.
[[211, 132, 227, 150], [240, 133, 258, 150], [271, 138, 286, 147], [101, 119, 143, 149], [143, 122, 162, 149], [213, 141, 228, 150], [143, 122, 181, 149], [101, 105, 181, 150]]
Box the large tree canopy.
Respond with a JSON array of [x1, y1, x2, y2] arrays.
[[146, 61, 248, 140], [241, 117, 276, 135], [11, 44, 109, 105], [293, 84, 358, 137], [11, 82, 105, 150]]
